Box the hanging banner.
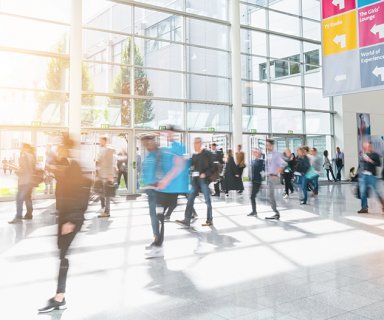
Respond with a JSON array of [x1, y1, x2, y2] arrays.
[[322, 0, 384, 96], [356, 113, 371, 159]]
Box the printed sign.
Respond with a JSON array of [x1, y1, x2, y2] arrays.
[[360, 43, 384, 87], [322, 0, 357, 19], [358, 2, 384, 47], [322, 0, 384, 96], [322, 11, 358, 56], [358, 0, 381, 8]]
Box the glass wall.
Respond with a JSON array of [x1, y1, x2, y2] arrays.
[[81, 0, 231, 130], [240, 0, 333, 144]]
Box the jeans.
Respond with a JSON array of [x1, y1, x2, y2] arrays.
[[185, 178, 212, 221], [250, 181, 261, 213], [146, 189, 160, 237], [359, 174, 383, 209], [297, 175, 308, 203], [311, 175, 319, 194], [267, 176, 279, 213], [57, 221, 82, 294], [100, 180, 110, 213], [16, 183, 33, 218], [336, 165, 343, 181]]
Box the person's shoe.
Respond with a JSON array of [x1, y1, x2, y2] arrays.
[[8, 217, 22, 224], [237, 190, 243, 194], [175, 219, 190, 227], [225, 193, 229, 197], [202, 220, 213, 226], [145, 241, 161, 250], [22, 214, 33, 220], [300, 201, 307, 205], [98, 212, 110, 218], [145, 246, 164, 259], [357, 208, 368, 214], [97, 207, 105, 214], [38, 297, 67, 313], [192, 211, 198, 219], [212, 193, 220, 197], [247, 212, 257, 217], [283, 194, 289, 199], [265, 214, 280, 220]]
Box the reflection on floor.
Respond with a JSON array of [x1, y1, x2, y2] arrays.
[[2, 183, 384, 319]]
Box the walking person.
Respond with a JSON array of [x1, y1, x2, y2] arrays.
[[357, 141, 384, 214], [116, 149, 128, 190], [248, 149, 264, 217], [265, 139, 285, 220], [96, 135, 115, 218], [223, 149, 244, 197], [323, 150, 336, 182], [176, 137, 214, 227], [211, 143, 224, 197], [294, 147, 311, 205], [282, 149, 295, 199], [235, 144, 246, 194], [2, 158, 7, 174], [309, 148, 322, 196], [8, 143, 36, 223], [334, 147, 344, 181], [38, 137, 91, 313]]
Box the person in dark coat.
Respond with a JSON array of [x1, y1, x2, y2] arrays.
[[38, 136, 91, 313], [248, 149, 264, 216], [224, 149, 244, 197]]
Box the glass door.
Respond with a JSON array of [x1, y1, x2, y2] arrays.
[[273, 135, 305, 153]]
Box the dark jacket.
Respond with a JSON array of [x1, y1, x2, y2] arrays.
[[360, 152, 381, 176], [251, 158, 264, 183], [211, 150, 224, 164], [295, 156, 310, 175], [191, 149, 214, 180], [224, 156, 244, 191], [56, 159, 91, 225]]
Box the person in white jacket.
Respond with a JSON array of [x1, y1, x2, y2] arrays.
[[96, 136, 115, 218]]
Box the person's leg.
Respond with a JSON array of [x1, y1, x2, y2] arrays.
[[359, 175, 368, 210], [184, 182, 199, 222], [249, 182, 260, 214], [146, 190, 160, 239], [16, 184, 28, 219], [56, 224, 81, 295], [313, 175, 319, 194], [25, 185, 33, 217], [164, 194, 178, 218], [117, 171, 122, 188], [336, 165, 341, 181], [369, 176, 384, 209], [301, 176, 308, 204], [105, 196, 110, 214], [283, 173, 290, 195], [330, 167, 336, 181], [268, 177, 278, 213], [123, 171, 128, 190], [199, 179, 213, 222], [213, 181, 220, 195]]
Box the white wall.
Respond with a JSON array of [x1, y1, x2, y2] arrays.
[[335, 90, 384, 178]]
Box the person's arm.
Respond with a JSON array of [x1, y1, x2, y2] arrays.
[[157, 151, 185, 189]]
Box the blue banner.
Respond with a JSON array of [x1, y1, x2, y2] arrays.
[[358, 0, 381, 8]]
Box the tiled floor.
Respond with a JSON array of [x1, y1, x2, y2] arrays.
[[1, 182, 384, 319]]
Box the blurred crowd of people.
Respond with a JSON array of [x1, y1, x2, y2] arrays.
[[4, 127, 384, 312]]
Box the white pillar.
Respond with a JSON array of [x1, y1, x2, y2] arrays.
[[230, 0, 242, 150], [69, 0, 82, 141]]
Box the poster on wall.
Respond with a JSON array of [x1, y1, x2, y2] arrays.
[[357, 113, 371, 159], [322, 0, 384, 96]]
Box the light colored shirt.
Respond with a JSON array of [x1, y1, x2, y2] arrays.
[[97, 145, 115, 179], [266, 151, 285, 175]]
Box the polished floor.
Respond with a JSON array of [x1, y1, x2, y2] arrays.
[[2, 182, 384, 319]]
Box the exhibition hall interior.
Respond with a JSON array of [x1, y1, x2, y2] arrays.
[[1, 0, 384, 319]]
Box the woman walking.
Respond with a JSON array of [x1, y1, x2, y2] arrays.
[[323, 150, 336, 182], [223, 149, 244, 197]]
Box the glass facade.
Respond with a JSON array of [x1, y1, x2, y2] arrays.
[[0, 0, 335, 195]]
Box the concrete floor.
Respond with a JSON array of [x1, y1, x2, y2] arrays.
[[2, 182, 384, 320]]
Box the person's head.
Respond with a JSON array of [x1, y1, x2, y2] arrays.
[[303, 146, 310, 154], [142, 135, 157, 151], [194, 137, 203, 153], [266, 139, 275, 152], [297, 147, 303, 157], [165, 124, 180, 142], [284, 148, 292, 157], [227, 149, 233, 158], [311, 147, 318, 156], [211, 143, 217, 151], [57, 144, 69, 160], [21, 143, 31, 153], [237, 144, 242, 152], [253, 148, 261, 159], [323, 150, 329, 157], [363, 141, 373, 153], [336, 147, 340, 153], [99, 135, 108, 147]]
